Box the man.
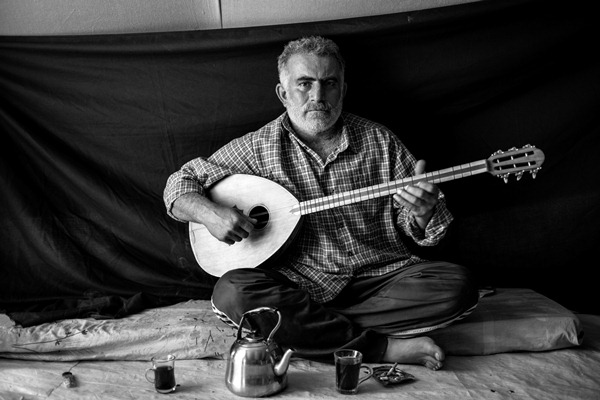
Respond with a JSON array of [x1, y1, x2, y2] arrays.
[[164, 36, 478, 370]]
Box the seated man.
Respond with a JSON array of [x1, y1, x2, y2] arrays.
[[163, 36, 478, 370]]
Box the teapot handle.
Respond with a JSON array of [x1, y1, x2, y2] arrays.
[[236, 307, 282, 342]]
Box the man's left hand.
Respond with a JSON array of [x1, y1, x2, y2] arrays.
[[393, 160, 439, 230]]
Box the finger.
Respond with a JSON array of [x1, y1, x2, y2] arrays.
[[242, 216, 258, 230], [392, 193, 403, 208], [411, 158, 440, 199], [394, 191, 419, 210], [414, 159, 427, 176], [228, 231, 246, 243], [400, 185, 423, 202], [233, 216, 258, 240], [236, 227, 251, 239], [414, 181, 439, 199], [415, 180, 435, 192]]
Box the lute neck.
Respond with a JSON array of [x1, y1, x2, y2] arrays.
[[292, 159, 488, 216]]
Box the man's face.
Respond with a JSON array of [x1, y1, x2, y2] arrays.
[[276, 53, 347, 136]]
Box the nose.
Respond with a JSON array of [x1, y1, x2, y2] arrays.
[[309, 81, 325, 102]]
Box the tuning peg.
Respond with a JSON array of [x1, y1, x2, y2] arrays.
[[531, 167, 541, 179], [516, 171, 524, 181], [496, 173, 511, 183]]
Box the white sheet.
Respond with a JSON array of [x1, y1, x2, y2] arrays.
[[0, 289, 597, 399], [1, 313, 599, 400], [0, 300, 235, 361]]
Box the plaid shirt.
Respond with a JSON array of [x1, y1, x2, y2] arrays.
[[164, 112, 453, 303]]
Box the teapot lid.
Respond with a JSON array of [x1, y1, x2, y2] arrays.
[[241, 331, 264, 343]]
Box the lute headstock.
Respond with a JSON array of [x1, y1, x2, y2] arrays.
[[487, 144, 545, 183]]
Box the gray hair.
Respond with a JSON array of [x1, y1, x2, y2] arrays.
[[277, 36, 346, 82]]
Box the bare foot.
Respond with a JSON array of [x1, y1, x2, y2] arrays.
[[382, 336, 444, 370]]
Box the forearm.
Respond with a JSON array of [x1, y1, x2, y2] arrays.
[[163, 157, 232, 222], [171, 192, 217, 225], [171, 189, 256, 245]]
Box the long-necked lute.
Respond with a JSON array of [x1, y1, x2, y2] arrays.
[[189, 145, 544, 276]]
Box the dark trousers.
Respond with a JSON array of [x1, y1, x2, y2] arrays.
[[212, 261, 479, 363]]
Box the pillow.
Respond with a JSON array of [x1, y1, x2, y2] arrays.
[[429, 288, 583, 355]]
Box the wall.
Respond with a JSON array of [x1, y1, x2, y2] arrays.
[[0, 0, 478, 36]]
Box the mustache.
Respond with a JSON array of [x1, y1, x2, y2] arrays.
[[305, 103, 332, 112]]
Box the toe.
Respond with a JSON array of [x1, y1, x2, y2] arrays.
[[424, 357, 443, 370]]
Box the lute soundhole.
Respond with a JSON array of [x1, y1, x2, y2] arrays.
[[249, 205, 269, 230]]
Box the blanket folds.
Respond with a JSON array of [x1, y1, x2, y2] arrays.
[[0, 289, 583, 361]]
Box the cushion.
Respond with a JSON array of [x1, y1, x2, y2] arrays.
[[429, 288, 583, 355]]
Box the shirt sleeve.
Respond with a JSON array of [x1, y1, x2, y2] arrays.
[[403, 192, 454, 246], [163, 135, 259, 221]]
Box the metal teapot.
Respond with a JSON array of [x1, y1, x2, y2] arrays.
[[225, 307, 295, 397]]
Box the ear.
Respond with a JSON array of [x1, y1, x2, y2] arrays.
[[276, 83, 287, 106]]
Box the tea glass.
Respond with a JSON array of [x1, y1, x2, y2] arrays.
[[145, 355, 177, 394], [334, 349, 373, 395]]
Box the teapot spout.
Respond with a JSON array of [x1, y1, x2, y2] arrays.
[[274, 348, 295, 377]]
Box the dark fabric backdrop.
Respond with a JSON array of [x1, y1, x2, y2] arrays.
[[1, 0, 598, 325]]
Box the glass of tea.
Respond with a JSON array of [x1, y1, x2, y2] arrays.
[[334, 349, 373, 394], [145, 354, 177, 394]]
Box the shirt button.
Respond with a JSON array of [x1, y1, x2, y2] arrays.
[[347, 251, 353, 257]]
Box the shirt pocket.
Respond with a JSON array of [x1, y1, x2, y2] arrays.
[[349, 173, 389, 220]]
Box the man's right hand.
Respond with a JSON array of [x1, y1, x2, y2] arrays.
[[203, 203, 257, 245], [171, 193, 256, 245]]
